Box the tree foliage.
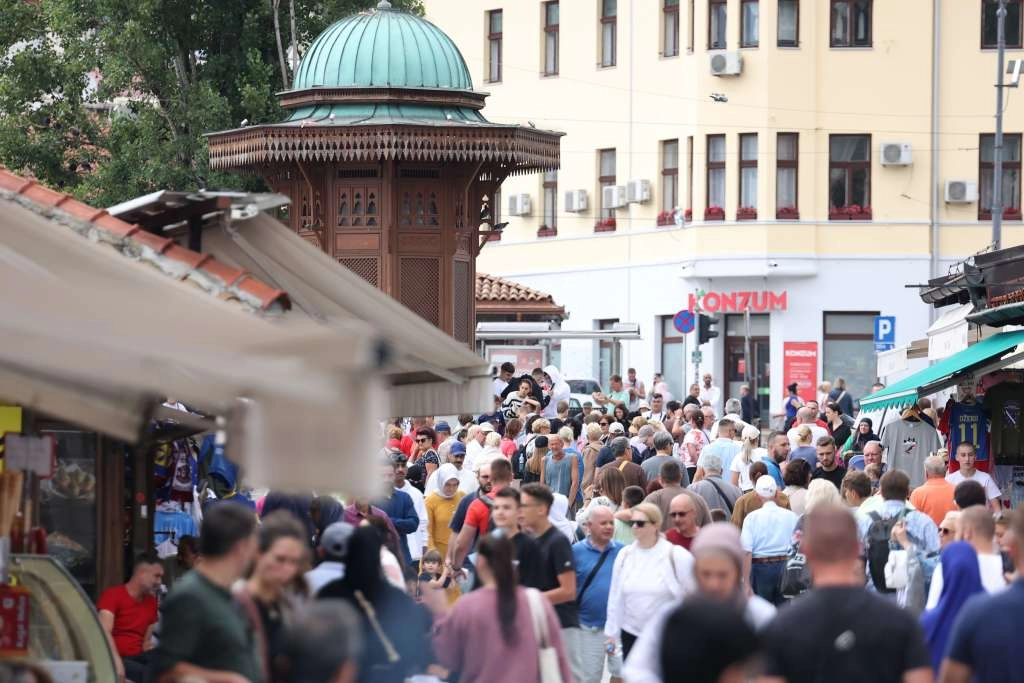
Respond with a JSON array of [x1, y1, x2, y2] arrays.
[[0, 0, 423, 206]]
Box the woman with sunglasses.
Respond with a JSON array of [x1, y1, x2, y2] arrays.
[[604, 502, 694, 660], [410, 427, 440, 481]]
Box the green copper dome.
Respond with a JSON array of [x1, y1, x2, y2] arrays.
[[292, 2, 474, 92]]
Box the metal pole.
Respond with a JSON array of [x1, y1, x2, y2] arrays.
[[693, 309, 701, 387], [993, 0, 1007, 249]]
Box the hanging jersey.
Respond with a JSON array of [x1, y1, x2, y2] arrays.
[[947, 402, 990, 463]]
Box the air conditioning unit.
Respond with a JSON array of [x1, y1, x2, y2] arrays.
[[627, 179, 651, 203], [945, 180, 979, 203], [564, 190, 588, 212], [507, 193, 531, 216], [709, 51, 743, 77], [880, 142, 913, 166], [602, 185, 627, 209]]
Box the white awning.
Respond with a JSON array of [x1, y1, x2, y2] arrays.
[[198, 213, 492, 417], [927, 302, 974, 361], [0, 190, 384, 493]]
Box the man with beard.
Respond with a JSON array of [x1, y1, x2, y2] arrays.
[[621, 522, 776, 682]]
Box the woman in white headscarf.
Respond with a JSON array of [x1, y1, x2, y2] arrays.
[[549, 492, 577, 541], [425, 464, 465, 561]]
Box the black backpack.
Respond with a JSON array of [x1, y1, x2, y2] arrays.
[[513, 436, 536, 480], [866, 510, 904, 593]]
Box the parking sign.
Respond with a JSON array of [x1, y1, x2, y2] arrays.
[[874, 316, 895, 352]]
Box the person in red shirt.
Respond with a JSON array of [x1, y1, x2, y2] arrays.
[[97, 552, 164, 682], [449, 458, 514, 572], [666, 493, 700, 550]]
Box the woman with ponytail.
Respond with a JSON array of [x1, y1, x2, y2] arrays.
[[422, 531, 573, 682]]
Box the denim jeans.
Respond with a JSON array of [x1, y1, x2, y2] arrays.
[[750, 559, 786, 606]]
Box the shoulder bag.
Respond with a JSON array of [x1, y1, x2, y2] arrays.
[[526, 588, 564, 683], [704, 478, 736, 515], [577, 547, 612, 602]]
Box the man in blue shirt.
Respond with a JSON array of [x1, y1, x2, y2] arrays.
[[741, 476, 798, 606], [758, 431, 790, 489], [940, 507, 1024, 683], [371, 456, 418, 565], [572, 505, 624, 683]]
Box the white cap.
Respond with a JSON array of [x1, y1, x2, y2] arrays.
[[609, 422, 626, 434], [741, 424, 760, 441], [479, 422, 496, 433], [754, 475, 777, 499]]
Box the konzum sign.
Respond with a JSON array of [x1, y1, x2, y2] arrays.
[[687, 291, 787, 313]]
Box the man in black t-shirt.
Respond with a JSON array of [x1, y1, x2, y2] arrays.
[[760, 504, 931, 683], [490, 487, 543, 588], [811, 436, 847, 490], [521, 483, 582, 682]]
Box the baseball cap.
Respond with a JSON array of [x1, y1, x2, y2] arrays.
[[479, 422, 496, 433], [449, 442, 466, 456], [609, 422, 625, 434], [435, 421, 451, 433], [319, 522, 355, 560], [754, 475, 777, 499], [534, 435, 549, 448]]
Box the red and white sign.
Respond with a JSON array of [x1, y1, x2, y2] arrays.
[[783, 342, 818, 403], [0, 584, 30, 656], [687, 290, 788, 313]]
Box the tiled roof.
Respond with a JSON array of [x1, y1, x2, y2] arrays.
[[0, 168, 290, 313], [475, 272, 565, 318], [476, 272, 557, 304]]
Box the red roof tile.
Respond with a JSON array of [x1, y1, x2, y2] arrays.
[[0, 167, 290, 312], [476, 272, 558, 304]]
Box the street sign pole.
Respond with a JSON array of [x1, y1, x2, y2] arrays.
[[693, 306, 701, 385]]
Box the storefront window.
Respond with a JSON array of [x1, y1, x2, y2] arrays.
[[823, 312, 879, 402], [39, 429, 99, 598], [597, 318, 621, 389], [724, 314, 770, 418], [660, 315, 684, 400]]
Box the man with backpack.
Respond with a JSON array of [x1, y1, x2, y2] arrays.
[[448, 458, 514, 572], [858, 469, 940, 596]]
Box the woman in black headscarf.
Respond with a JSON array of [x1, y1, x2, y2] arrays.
[[310, 495, 343, 544], [318, 527, 433, 683], [851, 417, 880, 452]]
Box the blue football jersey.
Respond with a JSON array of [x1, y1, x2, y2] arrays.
[[948, 402, 989, 461]]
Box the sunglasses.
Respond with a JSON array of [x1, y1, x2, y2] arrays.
[[599, 422, 610, 426], [630, 519, 651, 528], [416, 437, 430, 443], [669, 511, 690, 518], [940, 527, 954, 535]]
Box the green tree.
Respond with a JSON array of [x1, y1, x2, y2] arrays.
[[0, 0, 422, 206]]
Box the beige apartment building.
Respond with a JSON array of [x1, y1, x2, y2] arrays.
[[424, 0, 1024, 414]]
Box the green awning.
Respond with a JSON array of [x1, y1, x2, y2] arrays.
[[859, 330, 1024, 412]]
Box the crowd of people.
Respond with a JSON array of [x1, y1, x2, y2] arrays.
[[82, 366, 1023, 683]]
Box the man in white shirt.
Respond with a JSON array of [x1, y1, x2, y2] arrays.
[[492, 362, 515, 398], [699, 373, 723, 417], [741, 476, 798, 606], [305, 522, 354, 595], [787, 407, 830, 452], [464, 424, 486, 472], [925, 504, 1007, 609], [424, 442, 477, 496], [625, 367, 646, 412], [710, 397, 752, 438], [392, 453, 428, 563], [946, 442, 1002, 510]]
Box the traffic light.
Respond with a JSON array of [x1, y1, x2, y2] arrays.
[[698, 314, 720, 345]]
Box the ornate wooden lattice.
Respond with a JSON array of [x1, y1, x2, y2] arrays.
[[400, 257, 440, 325], [337, 186, 378, 227], [338, 257, 379, 287], [399, 191, 440, 227], [207, 125, 561, 177], [453, 259, 470, 343]]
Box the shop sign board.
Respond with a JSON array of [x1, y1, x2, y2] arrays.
[[783, 342, 818, 403], [485, 346, 546, 374], [687, 290, 787, 313], [0, 584, 30, 655]]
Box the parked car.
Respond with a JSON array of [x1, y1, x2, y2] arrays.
[[568, 378, 602, 413]]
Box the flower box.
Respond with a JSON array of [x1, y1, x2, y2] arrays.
[[736, 206, 757, 221], [483, 230, 502, 243], [704, 206, 725, 221], [684, 209, 692, 222], [1004, 208, 1022, 221], [537, 225, 558, 237], [831, 205, 872, 220], [776, 206, 800, 220], [656, 210, 674, 227], [594, 217, 617, 233]]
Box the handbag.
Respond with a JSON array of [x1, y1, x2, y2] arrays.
[[526, 588, 564, 683], [778, 540, 812, 599]]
